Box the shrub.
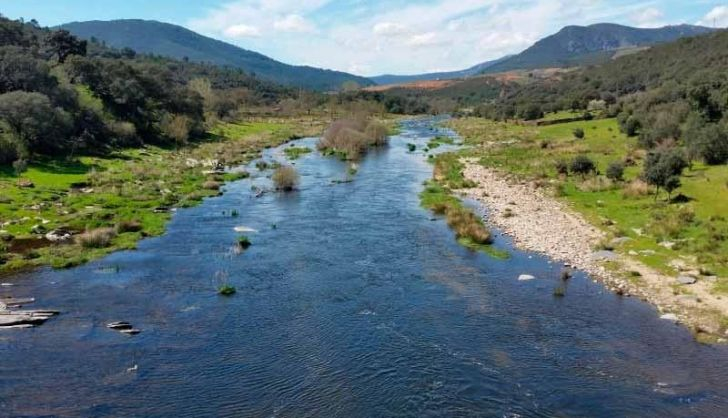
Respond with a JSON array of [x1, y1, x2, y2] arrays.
[[272, 165, 300, 191], [319, 119, 388, 160], [555, 160, 569, 176], [160, 114, 191, 147], [237, 236, 251, 249], [407, 143, 416, 152], [570, 155, 595, 177], [606, 161, 625, 182], [622, 179, 651, 198], [573, 128, 585, 139], [116, 220, 143, 233], [76, 227, 116, 248], [203, 180, 221, 190]]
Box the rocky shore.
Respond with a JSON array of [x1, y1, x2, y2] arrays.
[[460, 161, 728, 341]]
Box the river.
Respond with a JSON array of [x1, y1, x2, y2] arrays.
[[2, 118, 728, 417]]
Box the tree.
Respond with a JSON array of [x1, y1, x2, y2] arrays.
[[0, 46, 57, 94], [570, 155, 595, 177], [0, 91, 72, 155], [642, 147, 687, 200], [683, 114, 728, 165], [45, 30, 87, 63]]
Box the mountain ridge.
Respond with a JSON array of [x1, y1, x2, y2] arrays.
[[60, 19, 374, 91]]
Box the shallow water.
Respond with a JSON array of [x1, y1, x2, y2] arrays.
[[2, 118, 728, 417]]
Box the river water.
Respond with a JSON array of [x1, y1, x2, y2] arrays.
[[2, 118, 728, 417]]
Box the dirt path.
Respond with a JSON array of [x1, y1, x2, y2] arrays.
[[460, 161, 728, 341]]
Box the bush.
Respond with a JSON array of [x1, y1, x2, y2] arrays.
[[570, 155, 595, 177], [160, 114, 191, 147], [606, 161, 625, 182], [319, 119, 388, 160], [237, 236, 251, 249], [272, 166, 299, 191], [76, 227, 116, 248], [116, 220, 143, 233], [573, 128, 585, 139], [622, 179, 651, 198], [555, 160, 569, 176], [203, 180, 221, 190]]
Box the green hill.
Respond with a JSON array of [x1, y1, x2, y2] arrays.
[[60, 19, 374, 91]]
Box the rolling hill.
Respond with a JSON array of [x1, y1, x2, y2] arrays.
[[60, 19, 374, 91]]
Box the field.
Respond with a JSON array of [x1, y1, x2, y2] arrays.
[[448, 117, 728, 293], [0, 118, 325, 273]]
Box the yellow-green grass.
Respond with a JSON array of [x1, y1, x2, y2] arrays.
[[448, 117, 728, 289], [539, 110, 585, 121], [0, 118, 324, 274]]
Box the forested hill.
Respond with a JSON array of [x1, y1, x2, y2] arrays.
[[483, 23, 714, 74], [61, 19, 374, 91], [0, 15, 298, 165]]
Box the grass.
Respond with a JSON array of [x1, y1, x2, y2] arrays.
[[448, 117, 728, 292], [283, 146, 312, 160], [420, 179, 507, 259], [0, 117, 325, 274]]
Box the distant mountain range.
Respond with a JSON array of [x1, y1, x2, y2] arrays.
[[370, 56, 512, 85], [60, 19, 373, 91], [372, 23, 715, 85]]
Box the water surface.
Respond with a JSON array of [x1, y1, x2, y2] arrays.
[[2, 118, 728, 417]]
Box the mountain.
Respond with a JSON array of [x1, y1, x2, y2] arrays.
[[482, 23, 715, 74], [370, 56, 512, 85], [60, 19, 374, 91]]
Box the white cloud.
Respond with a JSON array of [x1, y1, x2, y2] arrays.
[[405, 32, 447, 47], [631, 7, 664, 28], [223, 24, 261, 38], [274, 14, 316, 33], [698, 5, 728, 27], [373, 22, 408, 37]]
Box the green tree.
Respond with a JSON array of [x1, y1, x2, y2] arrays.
[[642, 147, 687, 200], [45, 29, 87, 63], [0, 91, 72, 155]]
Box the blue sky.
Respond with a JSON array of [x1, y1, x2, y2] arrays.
[[2, 1, 727, 76]]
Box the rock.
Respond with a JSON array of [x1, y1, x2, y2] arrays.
[[16, 179, 34, 188], [107, 321, 133, 330], [628, 250, 638, 256], [677, 275, 697, 285], [590, 250, 618, 261], [120, 328, 141, 335], [233, 226, 258, 233], [30, 224, 47, 234], [518, 274, 536, 281], [660, 313, 679, 322], [610, 237, 632, 246], [659, 241, 676, 250], [45, 229, 73, 243]]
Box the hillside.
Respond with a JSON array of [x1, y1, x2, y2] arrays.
[[60, 19, 374, 91], [483, 23, 714, 74]]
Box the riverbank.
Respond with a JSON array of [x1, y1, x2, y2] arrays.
[[447, 117, 728, 342], [0, 117, 326, 274]]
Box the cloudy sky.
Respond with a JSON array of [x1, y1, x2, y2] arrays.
[[2, 1, 727, 76]]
